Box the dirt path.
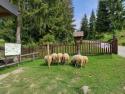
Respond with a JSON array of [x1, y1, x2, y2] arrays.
[[0, 68, 24, 80], [118, 46, 125, 57]]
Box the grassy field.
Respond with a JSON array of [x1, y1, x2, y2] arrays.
[[0, 55, 125, 94]]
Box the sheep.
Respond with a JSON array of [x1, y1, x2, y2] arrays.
[[71, 55, 88, 67], [51, 53, 58, 64], [61, 53, 70, 64], [71, 54, 81, 66], [57, 53, 63, 64], [44, 55, 52, 68], [71, 54, 83, 67], [82, 56, 88, 65]]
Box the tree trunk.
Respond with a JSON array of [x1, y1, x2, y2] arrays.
[[16, 15, 21, 44]]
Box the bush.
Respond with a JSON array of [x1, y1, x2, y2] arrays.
[[122, 42, 125, 46], [0, 39, 5, 46]]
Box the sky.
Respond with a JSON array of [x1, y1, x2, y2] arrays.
[[73, 0, 98, 30]]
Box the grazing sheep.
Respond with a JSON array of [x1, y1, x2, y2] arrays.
[[44, 55, 52, 68], [71, 55, 79, 65], [57, 53, 63, 64], [82, 56, 88, 65], [51, 53, 58, 64], [71, 55, 88, 67], [75, 55, 83, 67], [61, 53, 70, 64]]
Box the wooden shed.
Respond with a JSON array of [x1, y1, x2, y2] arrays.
[[0, 0, 21, 43]]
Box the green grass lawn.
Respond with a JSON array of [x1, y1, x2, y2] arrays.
[[0, 55, 125, 94]]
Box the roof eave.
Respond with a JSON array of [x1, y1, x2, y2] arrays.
[[0, 0, 19, 17]]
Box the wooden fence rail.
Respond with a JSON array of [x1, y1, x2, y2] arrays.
[[21, 38, 117, 58]]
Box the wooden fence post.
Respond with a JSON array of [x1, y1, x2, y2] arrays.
[[111, 37, 118, 54], [47, 44, 50, 55], [75, 42, 80, 54]]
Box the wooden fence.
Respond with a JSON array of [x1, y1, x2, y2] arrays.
[[21, 38, 118, 58]]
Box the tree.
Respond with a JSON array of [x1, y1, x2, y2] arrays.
[[108, 0, 125, 30], [8, 0, 74, 44], [52, 0, 74, 43], [80, 14, 89, 39], [0, 17, 16, 42], [96, 0, 111, 33], [89, 10, 96, 39]]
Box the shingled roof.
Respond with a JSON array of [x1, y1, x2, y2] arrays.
[[0, 0, 19, 16]]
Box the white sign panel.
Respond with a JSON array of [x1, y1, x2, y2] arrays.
[[5, 43, 21, 56]]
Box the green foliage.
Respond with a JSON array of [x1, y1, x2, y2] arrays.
[[39, 34, 55, 44], [100, 29, 125, 45], [89, 10, 96, 39], [108, 0, 125, 30], [96, 0, 111, 33], [80, 14, 89, 39], [1, 0, 74, 45], [0, 39, 5, 46], [0, 17, 16, 42], [96, 0, 125, 33]]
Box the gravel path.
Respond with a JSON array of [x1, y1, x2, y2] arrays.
[[118, 46, 125, 57], [0, 68, 24, 80]]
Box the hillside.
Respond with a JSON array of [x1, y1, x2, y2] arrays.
[[100, 30, 125, 46]]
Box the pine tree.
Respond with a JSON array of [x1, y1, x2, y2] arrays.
[[108, 0, 124, 30], [80, 14, 89, 39], [96, 0, 111, 33], [53, 0, 74, 43], [8, 0, 74, 44], [89, 10, 96, 39]]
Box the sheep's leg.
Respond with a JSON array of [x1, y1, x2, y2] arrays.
[[75, 61, 78, 67], [75, 63, 77, 67], [61, 59, 65, 65], [48, 62, 51, 68], [80, 62, 83, 68], [63, 59, 66, 65], [84, 60, 86, 67]]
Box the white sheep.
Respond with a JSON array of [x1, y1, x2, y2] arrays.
[[82, 56, 88, 65], [71, 55, 88, 67], [62, 53, 70, 64], [71, 54, 82, 67], [44, 55, 52, 68], [51, 53, 58, 64], [57, 53, 63, 64]]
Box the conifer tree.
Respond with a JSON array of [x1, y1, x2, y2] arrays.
[[80, 14, 89, 39], [96, 0, 111, 33], [108, 0, 124, 30], [89, 10, 96, 39]]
